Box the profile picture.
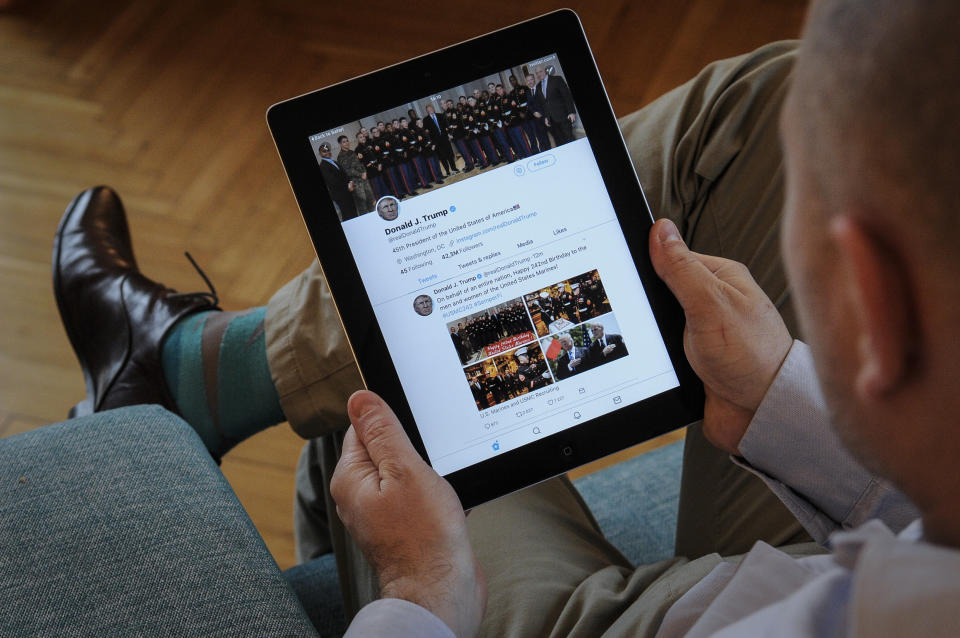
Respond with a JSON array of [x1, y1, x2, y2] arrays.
[[413, 294, 434, 316], [376, 195, 400, 221]]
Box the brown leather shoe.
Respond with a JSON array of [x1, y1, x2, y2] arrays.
[[53, 186, 220, 417]]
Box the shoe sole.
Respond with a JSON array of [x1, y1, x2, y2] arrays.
[[52, 188, 99, 418]]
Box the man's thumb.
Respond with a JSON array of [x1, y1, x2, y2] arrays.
[[347, 390, 418, 467], [649, 219, 714, 313]]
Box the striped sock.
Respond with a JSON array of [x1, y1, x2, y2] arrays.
[[161, 307, 284, 458]]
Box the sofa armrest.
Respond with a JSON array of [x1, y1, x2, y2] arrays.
[[0, 405, 318, 637]]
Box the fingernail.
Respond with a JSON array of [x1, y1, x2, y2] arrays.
[[348, 390, 381, 421], [658, 219, 681, 244]]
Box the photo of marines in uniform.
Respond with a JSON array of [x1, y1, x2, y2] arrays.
[[311, 54, 584, 222], [524, 269, 611, 337], [462, 341, 554, 410], [447, 299, 537, 365]]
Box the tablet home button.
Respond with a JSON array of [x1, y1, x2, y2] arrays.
[[561, 445, 574, 457]]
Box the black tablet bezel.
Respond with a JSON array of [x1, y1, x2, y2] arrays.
[[267, 9, 703, 509]]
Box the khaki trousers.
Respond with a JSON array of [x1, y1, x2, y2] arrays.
[[265, 41, 814, 636]]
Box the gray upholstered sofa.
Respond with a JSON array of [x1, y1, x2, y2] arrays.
[[0, 405, 681, 637]]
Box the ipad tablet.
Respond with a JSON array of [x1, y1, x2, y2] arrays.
[[268, 9, 703, 509]]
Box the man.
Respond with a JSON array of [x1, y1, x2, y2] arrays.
[[463, 96, 489, 169], [336, 135, 375, 214], [316, 141, 357, 221], [52, 2, 960, 636], [501, 369, 518, 400], [424, 104, 457, 176], [414, 117, 446, 183], [484, 369, 505, 405], [514, 348, 546, 392], [395, 118, 420, 192], [376, 196, 399, 221], [356, 131, 387, 200], [368, 127, 397, 198], [585, 323, 628, 366], [583, 273, 607, 312], [499, 91, 530, 160], [525, 72, 552, 152], [379, 123, 412, 198], [412, 294, 433, 316], [535, 66, 576, 145], [451, 326, 467, 365], [553, 333, 587, 380], [325, 4, 956, 633], [559, 287, 575, 319], [445, 98, 475, 172], [473, 102, 501, 168], [404, 119, 437, 189], [510, 73, 540, 155], [483, 92, 511, 163], [469, 374, 489, 409]]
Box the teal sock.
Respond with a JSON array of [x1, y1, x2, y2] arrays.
[[161, 307, 285, 458]]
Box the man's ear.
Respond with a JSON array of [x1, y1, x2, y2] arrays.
[[829, 215, 916, 399]]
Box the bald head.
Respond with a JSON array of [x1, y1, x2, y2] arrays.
[[779, 0, 960, 542], [791, 0, 960, 250]]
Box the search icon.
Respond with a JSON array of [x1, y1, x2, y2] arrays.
[[532, 426, 542, 435]]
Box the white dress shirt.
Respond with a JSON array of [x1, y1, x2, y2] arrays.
[[344, 341, 960, 637]]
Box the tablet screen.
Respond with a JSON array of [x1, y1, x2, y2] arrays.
[[307, 53, 679, 476]]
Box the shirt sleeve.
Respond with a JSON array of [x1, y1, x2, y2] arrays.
[[735, 340, 918, 544], [344, 598, 456, 638]]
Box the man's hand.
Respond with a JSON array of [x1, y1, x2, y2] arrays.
[[566, 113, 576, 123], [331, 391, 486, 638], [649, 219, 793, 455]]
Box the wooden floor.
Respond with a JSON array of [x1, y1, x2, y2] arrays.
[[0, 0, 805, 570]]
